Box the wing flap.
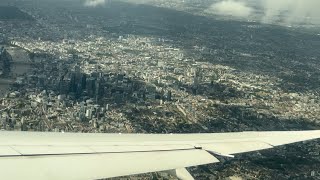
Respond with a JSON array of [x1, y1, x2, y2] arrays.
[[11, 145, 93, 155], [5, 144, 195, 156], [0, 149, 219, 180], [89, 144, 194, 153], [0, 146, 21, 156]]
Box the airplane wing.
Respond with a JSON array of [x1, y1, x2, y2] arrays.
[[0, 130, 319, 180]]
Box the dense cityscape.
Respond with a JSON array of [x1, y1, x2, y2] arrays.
[[0, 0, 320, 179]]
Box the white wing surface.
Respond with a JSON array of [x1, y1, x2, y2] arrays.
[[0, 130, 319, 180]]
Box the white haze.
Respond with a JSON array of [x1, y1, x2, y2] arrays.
[[207, 0, 320, 25], [84, 0, 106, 7], [207, 0, 253, 18], [261, 0, 320, 25], [82, 0, 320, 25], [83, 0, 153, 7]]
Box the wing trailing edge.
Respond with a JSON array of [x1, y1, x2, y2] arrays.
[[0, 130, 319, 180]]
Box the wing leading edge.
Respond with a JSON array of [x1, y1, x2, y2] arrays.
[[0, 130, 319, 180]]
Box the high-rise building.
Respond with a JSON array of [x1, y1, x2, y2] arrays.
[[59, 75, 70, 95], [167, 90, 172, 101], [0, 47, 12, 76], [86, 77, 96, 97], [86, 107, 93, 120]]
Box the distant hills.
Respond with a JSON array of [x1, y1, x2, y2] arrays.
[[0, 6, 34, 21]]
